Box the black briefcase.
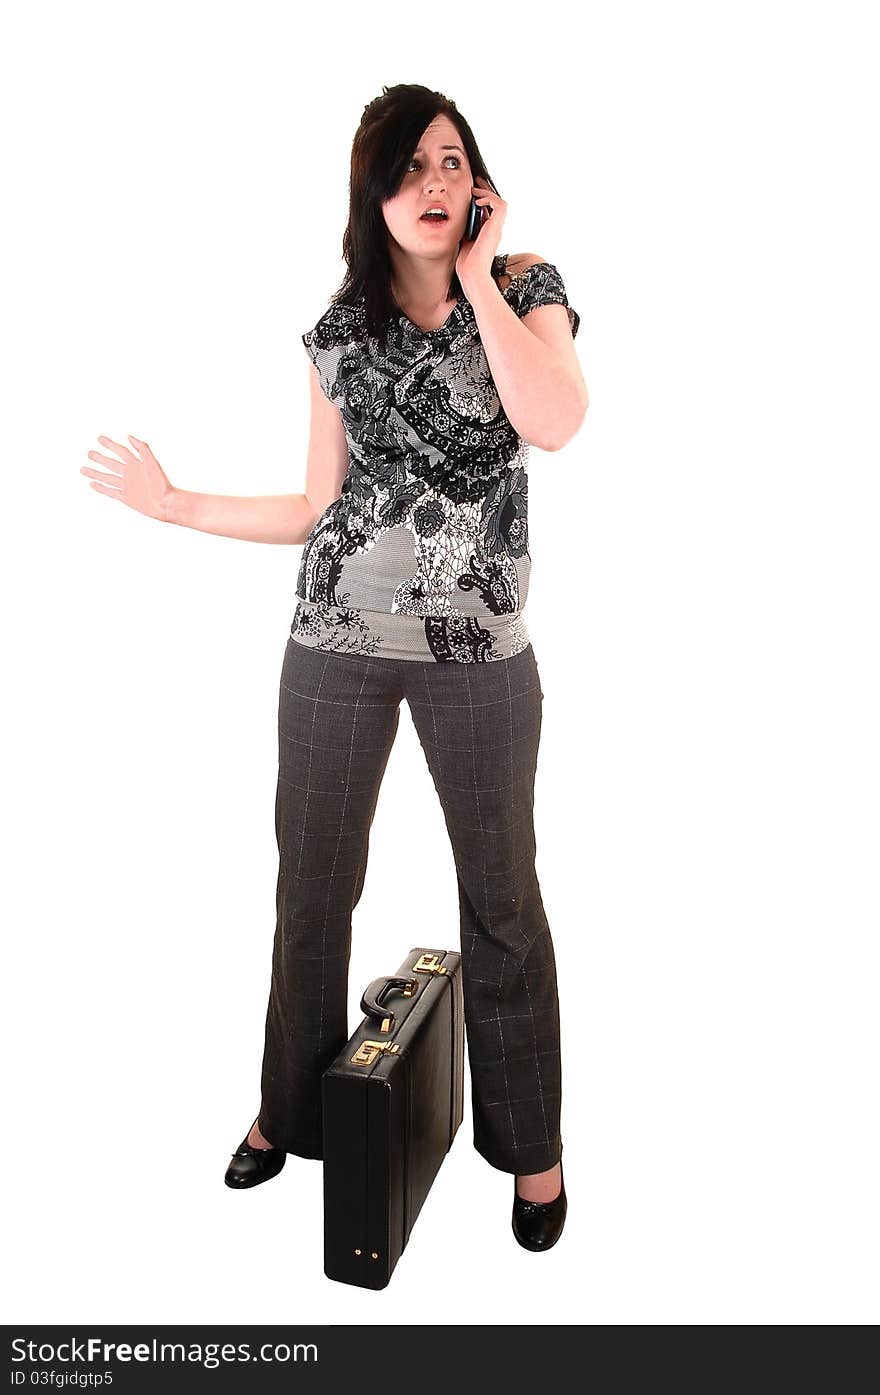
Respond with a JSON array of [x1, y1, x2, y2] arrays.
[[321, 947, 465, 1289]]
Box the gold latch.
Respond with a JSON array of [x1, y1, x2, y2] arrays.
[[413, 953, 447, 975], [351, 1039, 401, 1066]]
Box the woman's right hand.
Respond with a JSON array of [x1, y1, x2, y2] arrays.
[[80, 434, 176, 523]]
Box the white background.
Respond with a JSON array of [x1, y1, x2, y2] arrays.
[[2, 0, 877, 1326]]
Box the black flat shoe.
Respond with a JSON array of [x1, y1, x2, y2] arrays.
[[224, 1117, 287, 1189], [511, 1161, 567, 1251]]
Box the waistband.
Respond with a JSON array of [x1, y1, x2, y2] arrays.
[[289, 597, 530, 663]]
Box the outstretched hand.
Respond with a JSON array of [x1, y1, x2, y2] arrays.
[[80, 435, 176, 522]]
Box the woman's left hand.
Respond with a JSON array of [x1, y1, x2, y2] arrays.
[[455, 176, 507, 289]]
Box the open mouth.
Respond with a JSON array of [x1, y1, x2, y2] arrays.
[[420, 210, 449, 223]]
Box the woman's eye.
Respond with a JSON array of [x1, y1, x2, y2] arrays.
[[408, 156, 461, 171]]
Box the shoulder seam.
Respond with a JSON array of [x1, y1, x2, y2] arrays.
[[506, 254, 548, 275]]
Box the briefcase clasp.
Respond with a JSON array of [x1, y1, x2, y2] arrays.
[[351, 1039, 401, 1066], [413, 952, 447, 975]]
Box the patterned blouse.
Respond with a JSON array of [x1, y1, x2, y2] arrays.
[[291, 251, 580, 663]]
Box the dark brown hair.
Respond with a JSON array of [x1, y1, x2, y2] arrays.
[[328, 83, 507, 345]]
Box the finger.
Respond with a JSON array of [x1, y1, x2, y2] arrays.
[[128, 433, 150, 454], [81, 465, 122, 483], [86, 450, 125, 473], [89, 480, 123, 498], [97, 435, 137, 463]]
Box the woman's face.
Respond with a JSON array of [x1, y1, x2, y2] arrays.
[[382, 114, 474, 260]]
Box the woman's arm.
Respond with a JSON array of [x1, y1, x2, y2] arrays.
[[82, 365, 350, 546], [165, 489, 319, 544], [463, 256, 587, 451]]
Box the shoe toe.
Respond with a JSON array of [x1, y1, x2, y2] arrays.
[[511, 1166, 567, 1251], [224, 1132, 286, 1189], [512, 1193, 567, 1250]]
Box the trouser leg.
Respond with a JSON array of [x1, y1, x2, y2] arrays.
[[401, 644, 563, 1175], [258, 639, 402, 1156]]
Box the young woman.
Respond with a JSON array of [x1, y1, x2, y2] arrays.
[[80, 84, 588, 1252]]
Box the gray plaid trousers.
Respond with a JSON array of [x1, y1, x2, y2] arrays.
[[258, 636, 563, 1175]]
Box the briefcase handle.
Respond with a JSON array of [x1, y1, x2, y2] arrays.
[[360, 975, 418, 1033]]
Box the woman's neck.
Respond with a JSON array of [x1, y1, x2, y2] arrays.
[[389, 251, 457, 316]]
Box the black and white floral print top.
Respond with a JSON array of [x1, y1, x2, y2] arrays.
[[291, 252, 580, 663]]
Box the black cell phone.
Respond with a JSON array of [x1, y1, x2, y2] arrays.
[[463, 195, 483, 242], [463, 179, 498, 241]]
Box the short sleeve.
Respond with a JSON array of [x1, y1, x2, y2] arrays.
[[301, 321, 338, 404], [505, 260, 580, 339], [300, 301, 365, 405]]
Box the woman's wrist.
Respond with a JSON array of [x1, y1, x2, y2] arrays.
[[163, 486, 188, 526]]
